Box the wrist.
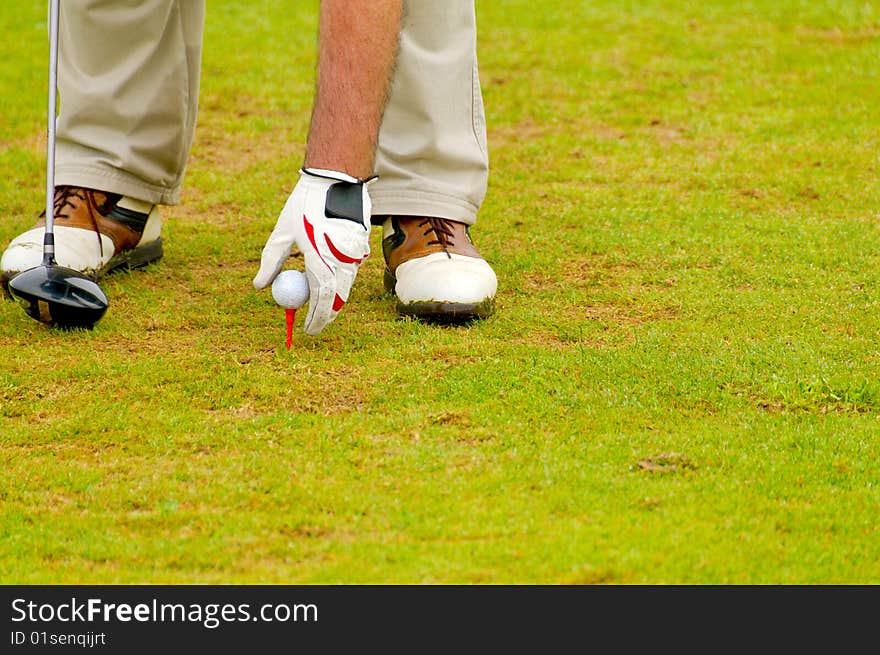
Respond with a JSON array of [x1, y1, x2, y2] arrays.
[[301, 168, 378, 189], [300, 167, 362, 185]]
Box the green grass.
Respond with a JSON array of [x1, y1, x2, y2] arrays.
[[1, 0, 879, 584]]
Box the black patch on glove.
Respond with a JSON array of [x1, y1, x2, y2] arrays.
[[325, 182, 366, 227]]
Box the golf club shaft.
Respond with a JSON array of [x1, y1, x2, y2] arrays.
[[43, 0, 60, 266]]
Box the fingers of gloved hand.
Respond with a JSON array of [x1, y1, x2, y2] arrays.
[[301, 254, 339, 336], [252, 207, 298, 290], [303, 268, 360, 336], [301, 243, 364, 335]]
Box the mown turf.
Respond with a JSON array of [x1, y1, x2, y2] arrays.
[[1, 1, 878, 583]]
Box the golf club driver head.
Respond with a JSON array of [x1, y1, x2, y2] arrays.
[[8, 264, 109, 329]]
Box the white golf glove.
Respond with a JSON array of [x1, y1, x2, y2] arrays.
[[253, 168, 373, 336]]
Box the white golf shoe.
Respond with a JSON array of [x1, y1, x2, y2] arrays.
[[1, 186, 163, 290], [380, 215, 497, 323]]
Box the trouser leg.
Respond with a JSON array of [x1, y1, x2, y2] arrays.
[[54, 0, 205, 205], [371, 0, 489, 226]]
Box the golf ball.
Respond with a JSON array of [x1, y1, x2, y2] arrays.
[[271, 269, 310, 308]]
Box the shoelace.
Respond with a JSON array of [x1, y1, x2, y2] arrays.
[[419, 217, 456, 250], [43, 186, 109, 257]]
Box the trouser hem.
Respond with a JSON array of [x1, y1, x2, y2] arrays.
[[55, 165, 182, 205], [370, 188, 479, 226]]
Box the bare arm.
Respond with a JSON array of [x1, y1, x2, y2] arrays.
[[304, 0, 403, 180]]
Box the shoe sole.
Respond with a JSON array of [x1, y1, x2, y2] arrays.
[[384, 266, 495, 324], [396, 298, 495, 324], [2, 237, 163, 300], [101, 237, 164, 278]]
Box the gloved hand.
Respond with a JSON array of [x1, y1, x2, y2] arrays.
[[253, 168, 373, 336]]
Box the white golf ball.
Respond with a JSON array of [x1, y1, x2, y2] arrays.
[[271, 269, 310, 309]]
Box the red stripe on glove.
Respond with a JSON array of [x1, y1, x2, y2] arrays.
[[324, 233, 364, 265], [303, 214, 332, 271]]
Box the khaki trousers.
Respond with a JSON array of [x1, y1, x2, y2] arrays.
[[55, 0, 489, 225]]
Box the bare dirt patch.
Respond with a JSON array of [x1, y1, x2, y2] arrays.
[[635, 452, 697, 473]]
